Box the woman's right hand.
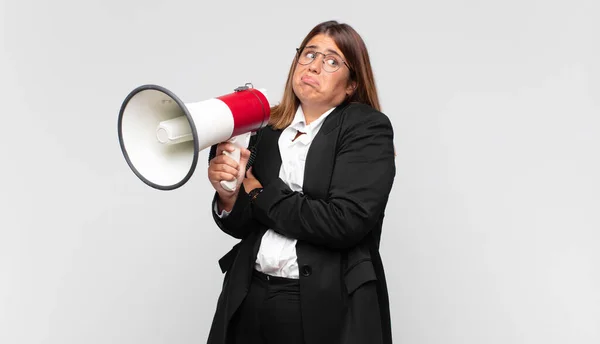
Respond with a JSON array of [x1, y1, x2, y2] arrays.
[[208, 142, 251, 211]]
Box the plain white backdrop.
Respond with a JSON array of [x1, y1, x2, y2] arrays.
[[1, 0, 599, 343]]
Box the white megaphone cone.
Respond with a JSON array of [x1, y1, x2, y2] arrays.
[[117, 83, 270, 191]]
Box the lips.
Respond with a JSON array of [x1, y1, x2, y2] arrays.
[[301, 75, 319, 86]]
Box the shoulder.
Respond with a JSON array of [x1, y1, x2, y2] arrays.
[[338, 102, 393, 132]]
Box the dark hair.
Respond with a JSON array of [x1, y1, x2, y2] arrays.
[[269, 20, 380, 129]]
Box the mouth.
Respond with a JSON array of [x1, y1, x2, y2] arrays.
[[301, 75, 319, 87]]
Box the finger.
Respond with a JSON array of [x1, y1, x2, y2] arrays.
[[238, 148, 251, 171], [210, 172, 237, 183], [211, 154, 240, 169], [215, 142, 236, 156], [240, 147, 251, 160], [209, 163, 238, 177]]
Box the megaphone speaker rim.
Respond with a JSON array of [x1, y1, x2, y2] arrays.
[[117, 84, 199, 191]]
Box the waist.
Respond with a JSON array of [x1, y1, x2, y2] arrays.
[[252, 269, 300, 287], [255, 229, 299, 279]]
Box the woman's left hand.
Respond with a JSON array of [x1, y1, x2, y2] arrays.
[[243, 167, 263, 193]]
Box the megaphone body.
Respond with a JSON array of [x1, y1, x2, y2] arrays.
[[118, 84, 270, 191]]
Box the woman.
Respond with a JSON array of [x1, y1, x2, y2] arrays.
[[206, 20, 396, 344]]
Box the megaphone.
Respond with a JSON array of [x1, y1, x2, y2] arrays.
[[117, 83, 270, 191]]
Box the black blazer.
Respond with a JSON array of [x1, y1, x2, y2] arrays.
[[207, 101, 396, 344]]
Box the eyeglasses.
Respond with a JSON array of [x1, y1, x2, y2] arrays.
[[296, 47, 351, 73]]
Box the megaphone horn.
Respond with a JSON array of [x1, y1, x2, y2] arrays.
[[117, 83, 270, 191]]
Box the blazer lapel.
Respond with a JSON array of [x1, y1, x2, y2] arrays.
[[253, 102, 348, 198], [302, 103, 348, 200], [253, 126, 283, 187]]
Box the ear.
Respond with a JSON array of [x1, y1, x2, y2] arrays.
[[346, 80, 357, 96]]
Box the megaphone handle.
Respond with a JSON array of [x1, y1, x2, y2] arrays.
[[220, 132, 252, 192]]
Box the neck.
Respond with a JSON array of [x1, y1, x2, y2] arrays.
[[302, 104, 331, 125]]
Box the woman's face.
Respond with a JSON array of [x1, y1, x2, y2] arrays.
[[292, 34, 355, 111]]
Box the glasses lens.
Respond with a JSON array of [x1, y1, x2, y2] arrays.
[[298, 49, 314, 65], [322, 56, 340, 72], [297, 48, 341, 72]]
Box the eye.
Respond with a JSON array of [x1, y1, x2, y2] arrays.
[[325, 57, 339, 66], [304, 51, 316, 59]]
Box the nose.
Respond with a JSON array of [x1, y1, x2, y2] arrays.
[[307, 53, 323, 74]]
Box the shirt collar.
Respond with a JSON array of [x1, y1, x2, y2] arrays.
[[290, 105, 336, 133]]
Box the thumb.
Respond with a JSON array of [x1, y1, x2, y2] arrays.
[[238, 148, 251, 173]]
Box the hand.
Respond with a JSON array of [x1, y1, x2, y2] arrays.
[[208, 142, 251, 204], [243, 167, 262, 194]]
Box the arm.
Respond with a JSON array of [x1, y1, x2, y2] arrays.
[[208, 142, 258, 240], [251, 111, 396, 250], [211, 184, 257, 239]]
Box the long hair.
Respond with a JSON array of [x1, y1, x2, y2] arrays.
[[269, 20, 381, 130]]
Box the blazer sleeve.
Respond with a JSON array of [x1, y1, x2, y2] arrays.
[[251, 111, 396, 250], [212, 184, 259, 239], [208, 143, 258, 240]]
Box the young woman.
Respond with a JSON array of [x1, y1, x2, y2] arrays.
[[206, 20, 396, 344]]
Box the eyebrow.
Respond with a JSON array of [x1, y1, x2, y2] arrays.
[[305, 45, 343, 58]]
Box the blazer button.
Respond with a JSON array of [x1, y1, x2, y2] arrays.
[[301, 265, 312, 277]]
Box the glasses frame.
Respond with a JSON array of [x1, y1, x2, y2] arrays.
[[295, 47, 352, 74]]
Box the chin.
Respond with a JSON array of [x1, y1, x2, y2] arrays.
[[294, 85, 316, 100], [297, 90, 321, 103]]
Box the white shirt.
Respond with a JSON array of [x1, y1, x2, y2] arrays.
[[215, 105, 335, 279]]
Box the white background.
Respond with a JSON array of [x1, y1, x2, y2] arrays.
[[1, 0, 599, 343]]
